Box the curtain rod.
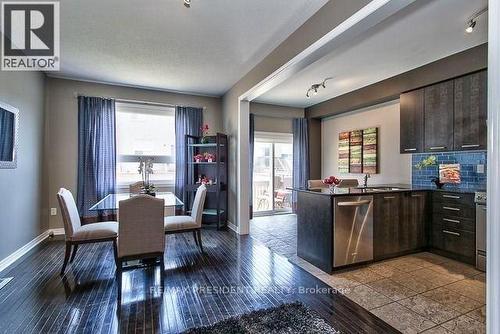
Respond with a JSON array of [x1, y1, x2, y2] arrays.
[[251, 113, 301, 120], [73, 93, 206, 110]]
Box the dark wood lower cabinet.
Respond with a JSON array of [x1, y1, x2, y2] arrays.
[[430, 192, 476, 265], [373, 191, 428, 260]]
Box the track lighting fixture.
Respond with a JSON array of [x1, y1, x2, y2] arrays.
[[465, 7, 487, 33], [306, 78, 332, 98], [184, 0, 191, 8]]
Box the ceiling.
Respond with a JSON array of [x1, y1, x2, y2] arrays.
[[255, 0, 488, 108], [53, 0, 328, 96]]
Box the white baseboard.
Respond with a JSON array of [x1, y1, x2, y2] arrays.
[[0, 230, 52, 273], [227, 221, 239, 234], [50, 228, 65, 236]]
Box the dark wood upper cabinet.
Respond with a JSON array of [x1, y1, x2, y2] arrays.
[[400, 89, 424, 154], [424, 80, 454, 152], [453, 71, 487, 150]]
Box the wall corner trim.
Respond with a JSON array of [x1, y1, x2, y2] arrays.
[[0, 228, 65, 273], [227, 221, 240, 235]]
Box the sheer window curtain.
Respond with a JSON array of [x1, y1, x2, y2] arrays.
[[292, 118, 310, 210], [77, 96, 116, 223], [175, 106, 202, 205]]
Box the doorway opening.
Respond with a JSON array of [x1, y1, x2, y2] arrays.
[[252, 132, 293, 216]]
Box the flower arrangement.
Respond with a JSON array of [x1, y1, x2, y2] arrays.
[[200, 124, 210, 143], [194, 154, 204, 162], [204, 152, 216, 162], [138, 158, 156, 195], [322, 176, 340, 186]]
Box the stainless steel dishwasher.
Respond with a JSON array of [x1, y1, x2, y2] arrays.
[[333, 196, 373, 268]]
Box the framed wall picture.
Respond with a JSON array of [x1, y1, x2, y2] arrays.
[[362, 127, 378, 174], [338, 127, 378, 174], [439, 164, 461, 184], [338, 131, 350, 173]]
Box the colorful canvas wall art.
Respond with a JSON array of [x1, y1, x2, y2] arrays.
[[349, 130, 363, 173], [338, 127, 378, 174], [439, 164, 461, 184], [338, 132, 350, 173], [362, 128, 378, 174]]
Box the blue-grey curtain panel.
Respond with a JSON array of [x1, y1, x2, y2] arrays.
[[175, 106, 202, 202], [77, 96, 116, 221], [0, 108, 15, 161], [249, 113, 255, 219], [292, 118, 310, 206]]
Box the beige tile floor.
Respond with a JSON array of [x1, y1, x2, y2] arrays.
[[292, 252, 486, 334]]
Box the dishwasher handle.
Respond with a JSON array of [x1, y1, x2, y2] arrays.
[[337, 200, 372, 207]]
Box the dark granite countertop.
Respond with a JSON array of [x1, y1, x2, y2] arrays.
[[288, 184, 483, 196]]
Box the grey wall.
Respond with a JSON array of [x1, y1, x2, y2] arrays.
[[44, 77, 222, 229], [321, 100, 411, 185], [0, 72, 46, 260], [250, 102, 303, 133], [222, 0, 370, 225]]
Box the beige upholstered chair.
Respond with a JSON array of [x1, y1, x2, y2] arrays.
[[117, 195, 165, 283], [337, 179, 359, 188], [129, 181, 144, 194], [307, 179, 328, 190], [164, 184, 207, 251], [57, 188, 118, 275]]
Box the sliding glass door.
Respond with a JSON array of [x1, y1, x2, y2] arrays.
[[253, 132, 293, 216]]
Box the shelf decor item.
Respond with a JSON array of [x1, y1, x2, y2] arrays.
[[186, 132, 228, 229], [138, 157, 156, 196], [194, 154, 204, 162], [204, 152, 215, 162], [200, 124, 210, 144]]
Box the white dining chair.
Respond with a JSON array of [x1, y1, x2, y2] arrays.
[[57, 188, 118, 275], [117, 195, 165, 287], [164, 184, 207, 252]]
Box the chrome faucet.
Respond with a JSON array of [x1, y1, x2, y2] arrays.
[[363, 173, 371, 187]]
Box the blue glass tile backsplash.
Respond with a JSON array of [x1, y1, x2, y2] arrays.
[[412, 151, 487, 191]]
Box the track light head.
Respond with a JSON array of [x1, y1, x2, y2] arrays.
[[184, 0, 191, 8], [465, 20, 476, 33]]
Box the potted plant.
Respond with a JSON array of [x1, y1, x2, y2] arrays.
[[200, 124, 210, 144], [194, 154, 204, 163], [138, 158, 156, 196], [322, 176, 340, 192], [204, 152, 216, 163]]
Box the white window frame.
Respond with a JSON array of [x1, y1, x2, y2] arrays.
[[115, 102, 176, 189]]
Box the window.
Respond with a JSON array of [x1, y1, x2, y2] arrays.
[[115, 102, 176, 187], [253, 132, 293, 215]]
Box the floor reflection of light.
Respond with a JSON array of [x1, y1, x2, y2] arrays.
[[66, 308, 82, 332]]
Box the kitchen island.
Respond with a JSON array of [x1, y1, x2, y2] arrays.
[[292, 185, 479, 273]]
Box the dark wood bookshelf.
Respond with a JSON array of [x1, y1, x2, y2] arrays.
[[185, 133, 228, 229]]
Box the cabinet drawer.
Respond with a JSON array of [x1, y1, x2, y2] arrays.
[[433, 203, 475, 219], [432, 224, 475, 258], [433, 213, 475, 232], [433, 192, 474, 207]]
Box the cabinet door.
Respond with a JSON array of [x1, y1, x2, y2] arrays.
[[373, 193, 401, 260], [400, 89, 424, 153], [424, 81, 454, 152], [454, 71, 487, 150], [403, 192, 428, 250]]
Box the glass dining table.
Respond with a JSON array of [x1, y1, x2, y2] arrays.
[[89, 192, 184, 212]]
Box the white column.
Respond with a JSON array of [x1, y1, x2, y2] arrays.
[[487, 0, 500, 333], [237, 99, 250, 234]]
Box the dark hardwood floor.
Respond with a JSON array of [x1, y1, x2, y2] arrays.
[[0, 229, 398, 333]]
